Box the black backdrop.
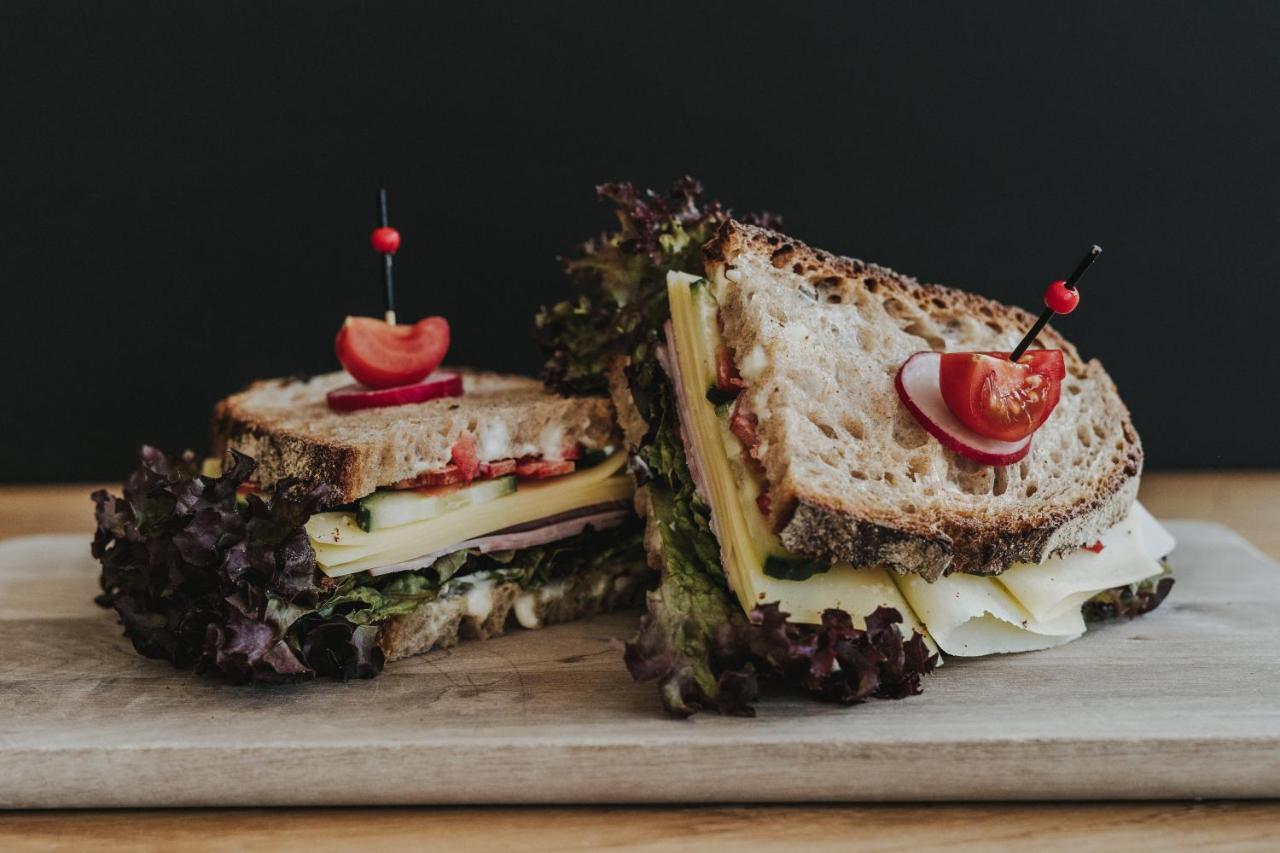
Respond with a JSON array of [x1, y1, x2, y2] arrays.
[[3, 1, 1278, 481]]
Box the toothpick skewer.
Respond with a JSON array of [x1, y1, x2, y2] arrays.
[[1010, 245, 1101, 362]]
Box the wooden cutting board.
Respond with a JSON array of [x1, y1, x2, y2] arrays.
[[2, 521, 1277, 808]]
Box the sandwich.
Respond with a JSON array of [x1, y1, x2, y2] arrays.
[[537, 179, 1174, 716], [92, 365, 646, 683]]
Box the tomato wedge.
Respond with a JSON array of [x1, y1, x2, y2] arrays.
[[334, 316, 450, 389], [938, 350, 1066, 442]]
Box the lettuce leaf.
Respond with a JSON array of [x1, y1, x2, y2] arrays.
[[536, 178, 779, 395], [93, 446, 366, 682], [1083, 573, 1175, 622]]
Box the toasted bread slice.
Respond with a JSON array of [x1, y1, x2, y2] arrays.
[[699, 221, 1141, 580], [212, 369, 617, 504], [380, 557, 647, 661]]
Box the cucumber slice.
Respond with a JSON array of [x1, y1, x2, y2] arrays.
[[763, 554, 832, 582], [357, 475, 517, 531]]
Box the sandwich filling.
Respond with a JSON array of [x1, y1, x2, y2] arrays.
[[93, 447, 644, 683], [666, 271, 1172, 658], [305, 451, 633, 576]]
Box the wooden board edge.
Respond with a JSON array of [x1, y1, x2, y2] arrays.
[[4, 737, 1279, 808]]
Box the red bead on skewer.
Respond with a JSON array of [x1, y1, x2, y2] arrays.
[[371, 226, 401, 255]]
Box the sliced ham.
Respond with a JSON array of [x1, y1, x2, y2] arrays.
[[367, 507, 629, 576], [659, 321, 713, 508]]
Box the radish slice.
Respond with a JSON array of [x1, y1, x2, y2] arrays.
[[327, 371, 463, 412], [895, 352, 1031, 466]]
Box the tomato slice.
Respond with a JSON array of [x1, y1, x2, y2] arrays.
[[715, 345, 745, 394], [334, 316, 450, 389], [450, 433, 480, 482], [728, 399, 759, 454], [514, 459, 575, 479], [938, 350, 1066, 442], [478, 459, 517, 479]]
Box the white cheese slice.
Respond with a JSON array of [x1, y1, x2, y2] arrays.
[[1134, 500, 1177, 560], [995, 503, 1167, 624], [895, 571, 1085, 656]]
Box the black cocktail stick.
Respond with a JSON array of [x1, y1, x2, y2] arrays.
[[1010, 245, 1101, 362]]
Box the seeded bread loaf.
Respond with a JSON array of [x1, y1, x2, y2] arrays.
[[212, 369, 617, 504], [703, 221, 1141, 580]]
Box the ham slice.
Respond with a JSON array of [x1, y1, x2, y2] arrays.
[[658, 322, 712, 507], [367, 507, 629, 576]]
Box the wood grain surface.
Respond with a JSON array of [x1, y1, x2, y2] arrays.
[[3, 802, 1280, 852], [1, 474, 1278, 849]]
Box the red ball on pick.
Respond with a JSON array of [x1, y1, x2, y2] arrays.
[[1044, 279, 1080, 314], [371, 226, 401, 255]]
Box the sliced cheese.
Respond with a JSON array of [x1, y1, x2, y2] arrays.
[[896, 571, 1085, 656], [1134, 501, 1176, 560], [995, 502, 1166, 624], [668, 274, 813, 607], [753, 564, 936, 653], [310, 453, 631, 576]]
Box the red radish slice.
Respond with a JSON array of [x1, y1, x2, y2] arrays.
[[326, 371, 463, 412], [895, 352, 1031, 466]]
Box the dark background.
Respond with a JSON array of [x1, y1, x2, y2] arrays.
[[2, 1, 1277, 481]]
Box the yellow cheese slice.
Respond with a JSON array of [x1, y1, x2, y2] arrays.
[[752, 564, 936, 652], [310, 453, 631, 576]]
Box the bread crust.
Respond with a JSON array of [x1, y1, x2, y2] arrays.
[[212, 369, 618, 504], [703, 221, 1143, 579]]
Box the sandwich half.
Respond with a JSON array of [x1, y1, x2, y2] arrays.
[[538, 179, 1173, 716], [93, 369, 647, 682]]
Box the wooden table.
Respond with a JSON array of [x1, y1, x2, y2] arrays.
[[2, 473, 1277, 851]]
